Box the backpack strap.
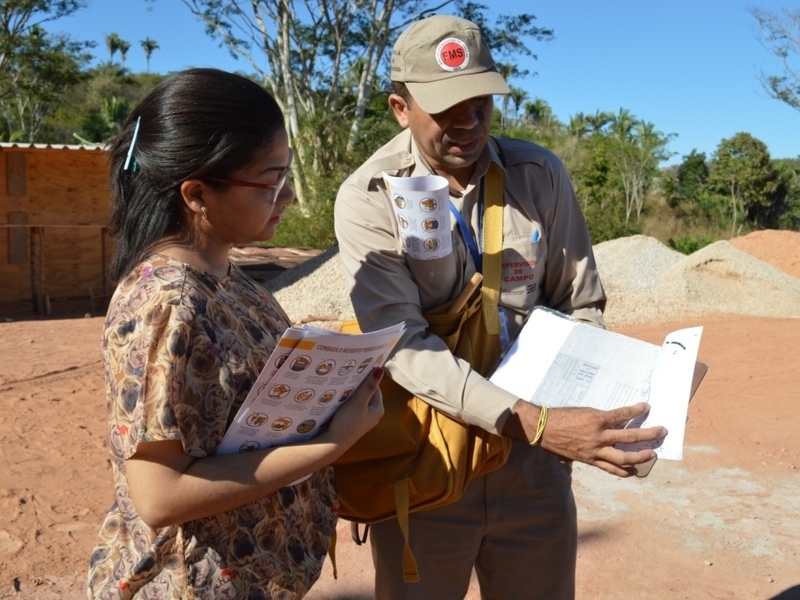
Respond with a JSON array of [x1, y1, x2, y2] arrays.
[[395, 478, 421, 582], [327, 526, 339, 580]]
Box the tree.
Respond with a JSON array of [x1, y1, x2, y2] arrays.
[[522, 96, 550, 123], [508, 86, 528, 123], [104, 32, 122, 63], [604, 109, 674, 222], [0, 0, 87, 77], [140, 37, 159, 72], [585, 110, 612, 135], [709, 132, 780, 236], [118, 39, 130, 66], [665, 149, 711, 219], [170, 0, 553, 213], [566, 112, 589, 139], [773, 159, 800, 229], [0, 1, 92, 141], [751, 6, 800, 113]]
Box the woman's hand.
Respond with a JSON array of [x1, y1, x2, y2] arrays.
[[125, 368, 385, 528], [324, 367, 385, 449]]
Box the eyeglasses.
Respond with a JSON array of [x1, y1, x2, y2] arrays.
[[203, 148, 294, 205]]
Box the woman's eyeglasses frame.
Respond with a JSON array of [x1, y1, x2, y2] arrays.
[[202, 148, 294, 205]]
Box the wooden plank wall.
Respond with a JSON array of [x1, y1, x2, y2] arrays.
[[0, 148, 110, 305]]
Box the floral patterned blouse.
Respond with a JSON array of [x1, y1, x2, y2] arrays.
[[87, 254, 339, 599]]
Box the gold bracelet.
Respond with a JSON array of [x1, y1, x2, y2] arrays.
[[529, 405, 548, 446]]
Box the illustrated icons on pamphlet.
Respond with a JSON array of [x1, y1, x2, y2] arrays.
[[315, 359, 335, 375], [246, 413, 269, 427], [319, 389, 337, 404], [383, 173, 451, 261], [422, 218, 439, 232], [268, 384, 290, 399], [393, 194, 407, 209], [217, 321, 406, 457], [271, 417, 292, 431], [295, 388, 315, 403], [420, 197, 437, 212], [290, 355, 311, 371], [296, 419, 316, 434], [338, 359, 356, 376], [275, 353, 291, 368]]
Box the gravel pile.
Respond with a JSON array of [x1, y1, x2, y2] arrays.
[[266, 234, 800, 330], [595, 236, 800, 327], [265, 247, 356, 325]]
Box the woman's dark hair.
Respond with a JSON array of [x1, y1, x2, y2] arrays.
[[106, 68, 285, 280]]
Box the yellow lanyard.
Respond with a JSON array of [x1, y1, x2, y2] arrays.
[[482, 160, 504, 335]]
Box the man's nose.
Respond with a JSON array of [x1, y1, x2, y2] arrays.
[[450, 101, 483, 128]]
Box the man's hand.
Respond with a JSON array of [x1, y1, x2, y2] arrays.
[[503, 400, 667, 478]]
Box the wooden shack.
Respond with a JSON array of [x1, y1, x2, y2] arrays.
[[0, 143, 110, 313]]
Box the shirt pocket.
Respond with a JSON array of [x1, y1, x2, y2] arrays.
[[499, 228, 547, 312]]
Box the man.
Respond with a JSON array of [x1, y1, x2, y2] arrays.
[[334, 14, 665, 600]]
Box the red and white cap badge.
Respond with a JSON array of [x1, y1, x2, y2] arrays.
[[435, 38, 470, 72]]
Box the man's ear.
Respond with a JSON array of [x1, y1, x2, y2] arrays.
[[179, 179, 208, 219], [388, 94, 410, 128]]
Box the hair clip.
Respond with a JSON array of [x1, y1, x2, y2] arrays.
[[123, 116, 142, 172]]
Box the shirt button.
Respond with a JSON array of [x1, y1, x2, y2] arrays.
[[428, 271, 435, 277]]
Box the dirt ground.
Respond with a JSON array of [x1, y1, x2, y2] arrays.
[[1, 232, 799, 599]]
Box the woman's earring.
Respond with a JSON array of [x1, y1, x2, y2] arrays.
[[201, 207, 208, 221]]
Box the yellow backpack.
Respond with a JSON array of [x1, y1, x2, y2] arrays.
[[332, 148, 511, 582]]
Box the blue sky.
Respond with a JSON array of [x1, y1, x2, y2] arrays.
[[48, 0, 799, 165]]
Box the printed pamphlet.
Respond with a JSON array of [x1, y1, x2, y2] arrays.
[[218, 322, 405, 455]]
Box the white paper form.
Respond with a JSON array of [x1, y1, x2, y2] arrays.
[[489, 307, 703, 461], [616, 326, 703, 460], [218, 322, 405, 455]]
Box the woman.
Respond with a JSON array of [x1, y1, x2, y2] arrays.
[[87, 68, 384, 599]]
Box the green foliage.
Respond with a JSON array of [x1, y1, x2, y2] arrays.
[[268, 197, 336, 250], [583, 201, 642, 244], [65, 68, 163, 144], [667, 149, 709, 209], [666, 234, 715, 255], [1, 1, 794, 250], [773, 159, 800, 230], [709, 132, 781, 235], [751, 6, 800, 114]]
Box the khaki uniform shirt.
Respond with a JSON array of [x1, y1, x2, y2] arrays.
[[335, 129, 606, 435]]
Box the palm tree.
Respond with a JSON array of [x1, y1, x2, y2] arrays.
[[523, 97, 552, 123], [585, 110, 612, 135], [101, 96, 132, 135], [118, 40, 131, 66], [508, 87, 529, 124], [567, 112, 590, 139], [140, 38, 159, 72], [496, 62, 516, 129], [609, 107, 638, 140], [105, 32, 123, 63]]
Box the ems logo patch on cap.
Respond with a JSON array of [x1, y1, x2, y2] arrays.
[[435, 38, 470, 72]]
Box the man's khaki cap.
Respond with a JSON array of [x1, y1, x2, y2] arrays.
[[390, 14, 510, 114]]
